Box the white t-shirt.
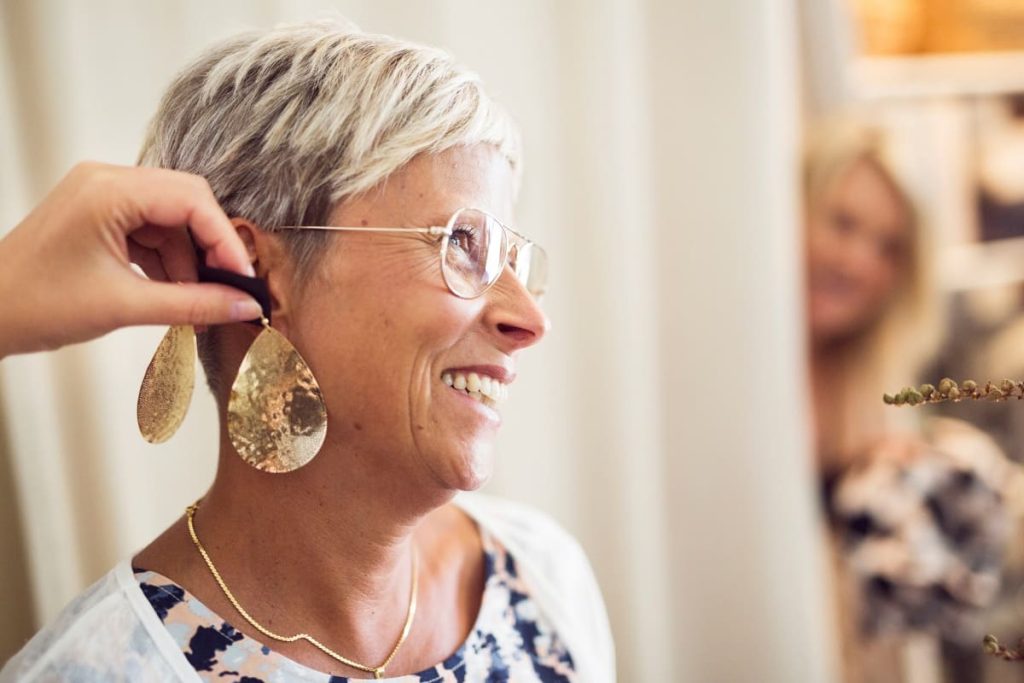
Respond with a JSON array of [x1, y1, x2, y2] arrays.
[[1, 493, 615, 682]]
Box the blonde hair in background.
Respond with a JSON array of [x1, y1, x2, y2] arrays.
[[136, 18, 521, 393], [804, 118, 942, 459]]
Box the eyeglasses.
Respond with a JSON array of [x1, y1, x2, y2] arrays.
[[277, 207, 547, 300]]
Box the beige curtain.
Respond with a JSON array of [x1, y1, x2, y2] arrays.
[[0, 0, 836, 680]]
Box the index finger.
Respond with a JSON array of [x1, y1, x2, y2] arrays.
[[118, 166, 255, 277]]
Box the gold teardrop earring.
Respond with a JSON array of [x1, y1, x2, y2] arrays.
[[227, 316, 327, 473], [137, 324, 197, 443]]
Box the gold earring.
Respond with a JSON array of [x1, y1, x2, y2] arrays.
[[137, 325, 197, 443], [227, 317, 327, 473]]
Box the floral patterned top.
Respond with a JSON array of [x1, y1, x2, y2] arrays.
[[133, 527, 576, 682]]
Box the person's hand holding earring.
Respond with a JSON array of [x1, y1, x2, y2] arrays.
[[0, 161, 265, 359]]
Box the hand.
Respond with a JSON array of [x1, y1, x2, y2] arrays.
[[0, 162, 263, 358], [864, 434, 927, 467]]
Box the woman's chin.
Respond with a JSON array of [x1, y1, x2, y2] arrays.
[[810, 308, 873, 345], [439, 446, 495, 492], [413, 425, 497, 493]]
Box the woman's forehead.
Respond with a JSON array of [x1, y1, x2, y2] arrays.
[[400, 147, 514, 206], [333, 147, 516, 226]]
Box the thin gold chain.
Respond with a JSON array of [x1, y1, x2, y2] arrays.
[[185, 501, 418, 679]]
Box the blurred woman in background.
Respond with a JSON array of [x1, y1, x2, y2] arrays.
[[805, 120, 1014, 683], [805, 121, 935, 477]]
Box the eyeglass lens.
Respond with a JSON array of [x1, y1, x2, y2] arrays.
[[441, 209, 547, 299]]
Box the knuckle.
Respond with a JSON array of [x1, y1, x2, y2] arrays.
[[69, 160, 107, 186], [190, 173, 214, 195], [70, 160, 102, 176], [67, 161, 120, 212]]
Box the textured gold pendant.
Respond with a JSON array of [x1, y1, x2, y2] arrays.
[[227, 322, 327, 472], [137, 325, 196, 443]]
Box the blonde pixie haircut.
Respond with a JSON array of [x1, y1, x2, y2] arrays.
[[139, 18, 520, 273], [137, 19, 520, 392]]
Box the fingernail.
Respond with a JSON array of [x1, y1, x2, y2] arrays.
[[244, 263, 256, 278], [231, 299, 263, 321]]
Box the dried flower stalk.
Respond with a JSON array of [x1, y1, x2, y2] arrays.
[[883, 378, 1024, 406], [984, 634, 1024, 661], [886, 378, 1024, 662]]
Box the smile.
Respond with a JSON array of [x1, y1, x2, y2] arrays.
[[441, 371, 508, 409]]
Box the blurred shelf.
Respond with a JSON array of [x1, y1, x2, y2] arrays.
[[940, 237, 1024, 291], [851, 51, 1024, 100]]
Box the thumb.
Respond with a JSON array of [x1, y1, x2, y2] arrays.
[[120, 279, 264, 327]]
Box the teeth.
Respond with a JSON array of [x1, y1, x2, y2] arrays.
[[444, 371, 509, 406]]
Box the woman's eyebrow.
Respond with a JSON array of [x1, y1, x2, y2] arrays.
[[408, 210, 456, 229], [425, 212, 453, 227]]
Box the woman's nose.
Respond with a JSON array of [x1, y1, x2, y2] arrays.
[[483, 267, 550, 351], [843, 235, 888, 279]]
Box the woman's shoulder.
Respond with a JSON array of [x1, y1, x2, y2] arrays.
[[0, 563, 183, 682], [454, 492, 584, 566], [454, 492, 616, 679]]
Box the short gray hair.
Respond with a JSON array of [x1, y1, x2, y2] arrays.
[[140, 19, 520, 267], [138, 18, 520, 393]]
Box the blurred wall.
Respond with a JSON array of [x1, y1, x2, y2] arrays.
[[0, 1, 835, 680]]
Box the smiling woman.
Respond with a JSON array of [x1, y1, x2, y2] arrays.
[[0, 18, 612, 683], [804, 120, 936, 473], [803, 120, 950, 683]]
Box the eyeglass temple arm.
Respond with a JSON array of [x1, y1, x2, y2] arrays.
[[276, 226, 451, 236]]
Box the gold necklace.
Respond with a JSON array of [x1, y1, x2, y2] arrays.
[[185, 501, 419, 679]]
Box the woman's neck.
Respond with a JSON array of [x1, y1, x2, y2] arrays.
[[135, 429, 470, 675], [207, 433, 453, 623], [810, 341, 849, 473]]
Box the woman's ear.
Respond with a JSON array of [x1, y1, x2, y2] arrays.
[[230, 219, 295, 333], [231, 219, 264, 272]]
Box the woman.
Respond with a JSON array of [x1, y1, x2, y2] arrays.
[[805, 121, 1010, 683], [805, 119, 934, 683], [1, 19, 613, 682], [804, 121, 936, 476]]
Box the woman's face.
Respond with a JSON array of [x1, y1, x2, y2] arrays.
[[277, 145, 548, 493], [806, 158, 911, 345]]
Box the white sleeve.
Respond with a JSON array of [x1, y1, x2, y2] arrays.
[[0, 569, 185, 682]]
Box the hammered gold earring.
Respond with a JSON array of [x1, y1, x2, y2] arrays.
[[227, 316, 327, 473], [137, 325, 197, 443]]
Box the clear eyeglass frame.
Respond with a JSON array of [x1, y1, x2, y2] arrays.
[[276, 207, 548, 300]]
